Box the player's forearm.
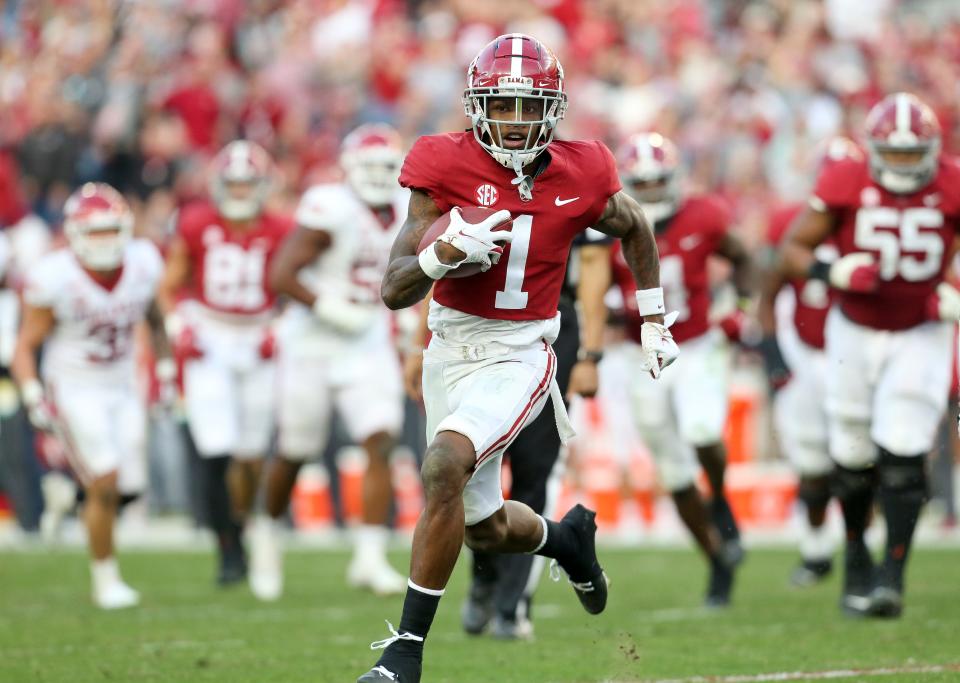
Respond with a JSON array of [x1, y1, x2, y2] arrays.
[[730, 254, 754, 301], [778, 241, 817, 281], [577, 248, 610, 352], [757, 269, 784, 336], [146, 301, 172, 359], [269, 269, 316, 308], [10, 337, 40, 386], [381, 257, 435, 310], [621, 225, 664, 323]]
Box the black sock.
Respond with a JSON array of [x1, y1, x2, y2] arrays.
[[535, 518, 576, 562], [832, 464, 875, 544], [877, 450, 926, 591], [200, 456, 242, 557], [398, 582, 442, 641]]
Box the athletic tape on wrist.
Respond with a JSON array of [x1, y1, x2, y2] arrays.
[[635, 287, 666, 316], [418, 243, 458, 280]]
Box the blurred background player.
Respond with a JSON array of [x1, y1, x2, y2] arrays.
[[780, 93, 960, 618], [11, 183, 167, 609], [156, 140, 291, 587], [611, 132, 752, 607], [757, 138, 862, 587], [252, 124, 408, 601], [359, 33, 678, 683]]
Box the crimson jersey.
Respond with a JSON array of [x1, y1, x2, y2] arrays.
[[813, 156, 960, 330], [767, 203, 832, 349], [613, 195, 731, 345], [176, 201, 293, 316], [399, 132, 620, 321]]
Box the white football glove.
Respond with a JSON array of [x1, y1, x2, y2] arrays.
[[313, 292, 377, 335], [436, 208, 513, 272], [928, 282, 960, 321], [20, 378, 53, 432], [640, 311, 681, 379], [828, 252, 880, 292]]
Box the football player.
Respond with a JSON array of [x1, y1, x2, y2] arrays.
[[757, 138, 862, 587], [251, 124, 409, 601], [357, 34, 678, 683], [610, 132, 752, 607], [156, 141, 292, 586], [779, 93, 960, 617], [11, 183, 168, 609]]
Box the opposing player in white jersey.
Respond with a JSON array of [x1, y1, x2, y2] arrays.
[[12, 183, 167, 609], [251, 124, 408, 601], [157, 141, 292, 586]]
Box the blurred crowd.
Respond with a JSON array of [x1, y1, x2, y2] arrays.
[[1, 0, 960, 248], [2, 0, 960, 532]]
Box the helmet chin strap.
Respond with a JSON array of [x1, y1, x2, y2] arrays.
[[510, 152, 534, 202]]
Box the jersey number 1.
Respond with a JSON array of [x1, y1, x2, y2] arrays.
[[494, 214, 533, 310]]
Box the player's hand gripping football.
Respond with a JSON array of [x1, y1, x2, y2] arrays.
[[640, 311, 681, 379], [435, 207, 513, 272]]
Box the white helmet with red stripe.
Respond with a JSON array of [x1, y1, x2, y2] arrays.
[[618, 132, 682, 224], [864, 92, 941, 194], [209, 140, 273, 221], [63, 182, 133, 271], [340, 123, 403, 207]]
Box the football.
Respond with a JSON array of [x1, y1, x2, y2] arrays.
[[416, 206, 514, 278]]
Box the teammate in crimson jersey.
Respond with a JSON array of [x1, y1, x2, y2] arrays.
[[758, 138, 861, 588], [610, 132, 752, 607], [157, 140, 292, 587], [357, 34, 678, 683], [780, 93, 960, 618], [12, 183, 169, 609]]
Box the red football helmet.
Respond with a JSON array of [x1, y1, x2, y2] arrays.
[[463, 33, 567, 196], [618, 132, 682, 224], [864, 92, 941, 194], [209, 140, 273, 221], [340, 123, 404, 207], [63, 182, 133, 270]]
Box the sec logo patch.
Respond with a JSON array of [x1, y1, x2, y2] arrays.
[[475, 184, 499, 207]]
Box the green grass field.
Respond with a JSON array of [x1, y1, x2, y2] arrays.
[[1, 547, 958, 683]]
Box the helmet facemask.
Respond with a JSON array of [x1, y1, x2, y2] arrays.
[[623, 172, 681, 226], [342, 146, 403, 207], [464, 81, 566, 201], [867, 139, 940, 194], [66, 215, 133, 271]]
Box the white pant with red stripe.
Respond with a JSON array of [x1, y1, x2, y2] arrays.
[[48, 378, 146, 493], [421, 338, 559, 526]]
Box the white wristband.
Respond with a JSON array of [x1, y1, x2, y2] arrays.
[[418, 243, 458, 280], [635, 287, 666, 316], [164, 312, 184, 339], [155, 358, 177, 382], [21, 378, 44, 408]]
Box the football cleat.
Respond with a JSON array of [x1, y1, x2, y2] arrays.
[[461, 581, 495, 635], [867, 585, 903, 619], [550, 504, 609, 615], [358, 621, 423, 683], [790, 559, 833, 588], [93, 581, 140, 610], [217, 541, 248, 587], [710, 497, 745, 566], [347, 557, 406, 596], [840, 541, 875, 618], [490, 614, 534, 641], [704, 556, 735, 608]]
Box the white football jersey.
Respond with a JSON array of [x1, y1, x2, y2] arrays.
[[24, 239, 163, 384], [280, 183, 408, 355]]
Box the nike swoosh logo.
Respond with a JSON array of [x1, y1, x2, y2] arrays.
[[555, 196, 580, 206]]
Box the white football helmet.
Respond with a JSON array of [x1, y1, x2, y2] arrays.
[[63, 183, 133, 271]]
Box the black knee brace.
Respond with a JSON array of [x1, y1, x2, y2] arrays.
[[798, 475, 832, 511], [877, 448, 927, 502], [831, 463, 876, 500]]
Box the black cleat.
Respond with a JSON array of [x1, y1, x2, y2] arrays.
[[867, 585, 903, 619], [461, 581, 495, 635], [705, 556, 735, 608], [790, 559, 833, 588], [359, 623, 423, 683], [358, 664, 418, 682], [711, 497, 745, 566], [217, 554, 247, 586], [840, 541, 875, 618], [553, 504, 609, 615]]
